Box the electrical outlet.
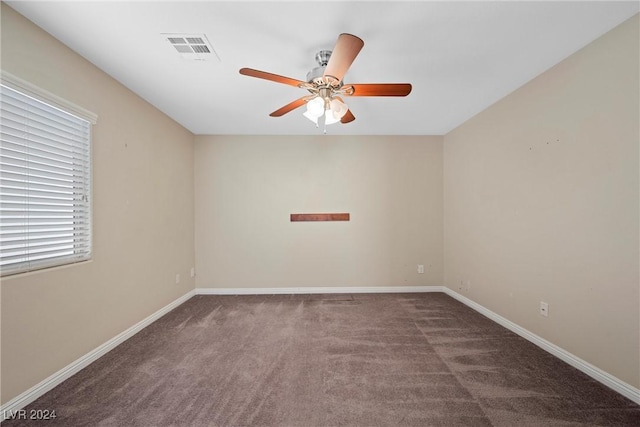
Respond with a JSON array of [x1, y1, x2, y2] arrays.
[[540, 301, 549, 317], [417, 265, 424, 274], [466, 280, 471, 290], [175, 274, 181, 284], [190, 267, 195, 278]]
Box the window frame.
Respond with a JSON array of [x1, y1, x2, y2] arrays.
[[1, 71, 97, 276]]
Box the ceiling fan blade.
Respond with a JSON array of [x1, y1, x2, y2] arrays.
[[269, 97, 308, 117], [240, 68, 306, 87], [347, 83, 412, 97], [341, 109, 355, 124], [323, 33, 364, 83]]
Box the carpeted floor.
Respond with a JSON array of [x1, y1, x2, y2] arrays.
[[4, 293, 639, 426]]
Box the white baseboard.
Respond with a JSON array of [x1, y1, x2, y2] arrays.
[[3, 285, 637, 418], [0, 290, 196, 420], [442, 288, 640, 405], [196, 285, 444, 295], [197, 285, 639, 403]]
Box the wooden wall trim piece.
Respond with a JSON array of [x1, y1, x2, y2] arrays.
[[290, 213, 350, 222]]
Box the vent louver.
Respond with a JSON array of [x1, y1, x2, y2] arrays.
[[162, 33, 218, 61]]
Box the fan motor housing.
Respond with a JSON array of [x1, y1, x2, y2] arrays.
[[306, 66, 342, 87], [306, 50, 342, 86], [306, 66, 326, 85]]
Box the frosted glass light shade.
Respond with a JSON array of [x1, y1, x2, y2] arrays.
[[303, 96, 348, 126], [324, 113, 340, 125], [303, 110, 318, 123], [303, 110, 340, 125], [330, 98, 348, 119], [306, 97, 324, 117]]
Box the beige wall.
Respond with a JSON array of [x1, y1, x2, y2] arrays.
[[195, 135, 443, 289], [1, 4, 195, 403], [443, 15, 639, 387], [2, 1, 637, 407]]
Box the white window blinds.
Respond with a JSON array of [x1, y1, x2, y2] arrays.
[[1, 83, 92, 276]]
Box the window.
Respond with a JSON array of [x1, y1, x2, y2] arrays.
[[0, 75, 96, 276]]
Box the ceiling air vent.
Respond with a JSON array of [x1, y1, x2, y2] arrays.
[[162, 33, 219, 61]]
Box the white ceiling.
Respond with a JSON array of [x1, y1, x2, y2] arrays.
[[6, 1, 639, 136]]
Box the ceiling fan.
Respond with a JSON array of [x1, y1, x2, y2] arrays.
[[239, 33, 412, 131]]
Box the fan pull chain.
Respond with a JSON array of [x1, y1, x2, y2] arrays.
[[319, 111, 327, 134]]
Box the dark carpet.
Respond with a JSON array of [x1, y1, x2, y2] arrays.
[[4, 293, 639, 426]]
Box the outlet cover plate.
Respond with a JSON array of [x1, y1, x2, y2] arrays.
[[540, 301, 549, 317]]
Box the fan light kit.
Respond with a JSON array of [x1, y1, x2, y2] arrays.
[[240, 33, 412, 133]]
